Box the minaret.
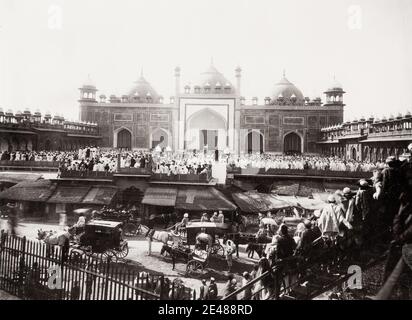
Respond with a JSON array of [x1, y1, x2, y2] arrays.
[[235, 65, 242, 96], [324, 76, 345, 107], [174, 66, 181, 98]]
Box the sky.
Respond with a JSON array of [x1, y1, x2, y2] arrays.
[[0, 0, 411, 122]]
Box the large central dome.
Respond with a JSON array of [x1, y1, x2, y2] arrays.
[[189, 64, 236, 94], [127, 74, 161, 103], [270, 75, 305, 105]]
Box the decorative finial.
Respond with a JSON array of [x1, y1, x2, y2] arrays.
[[283, 69, 286, 78]]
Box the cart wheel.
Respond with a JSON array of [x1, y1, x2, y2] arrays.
[[116, 243, 129, 259], [103, 249, 117, 261], [124, 223, 138, 237], [211, 243, 224, 256], [186, 260, 204, 276]]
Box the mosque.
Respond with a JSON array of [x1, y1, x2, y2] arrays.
[[78, 63, 345, 155]]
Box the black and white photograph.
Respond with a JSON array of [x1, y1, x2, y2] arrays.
[[0, 0, 411, 307]]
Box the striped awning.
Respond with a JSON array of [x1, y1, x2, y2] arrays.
[[176, 187, 237, 211], [47, 186, 90, 204], [0, 180, 56, 202], [232, 191, 292, 213], [141, 187, 177, 207], [82, 186, 118, 205]]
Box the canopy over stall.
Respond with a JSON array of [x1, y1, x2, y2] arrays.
[[0, 180, 56, 202], [47, 186, 91, 204], [82, 186, 119, 205], [231, 191, 292, 213], [141, 187, 177, 207], [232, 191, 328, 213], [175, 187, 237, 212]]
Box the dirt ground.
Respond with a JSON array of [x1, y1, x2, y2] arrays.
[[1, 221, 257, 298]]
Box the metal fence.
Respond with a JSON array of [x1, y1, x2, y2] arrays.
[[151, 171, 212, 182], [59, 171, 114, 179], [227, 167, 372, 179], [0, 231, 194, 300], [222, 234, 388, 300], [0, 160, 59, 171]]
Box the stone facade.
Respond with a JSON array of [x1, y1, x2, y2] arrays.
[[318, 114, 412, 161], [0, 110, 101, 152], [79, 64, 345, 154]]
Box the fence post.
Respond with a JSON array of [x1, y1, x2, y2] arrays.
[[103, 257, 111, 300], [159, 275, 165, 300], [272, 268, 280, 300], [18, 236, 27, 298]]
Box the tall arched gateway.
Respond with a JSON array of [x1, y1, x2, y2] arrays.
[[117, 129, 132, 150], [283, 132, 302, 154], [246, 131, 264, 153], [186, 108, 227, 151]]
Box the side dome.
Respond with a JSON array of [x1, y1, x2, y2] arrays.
[[81, 75, 96, 89], [190, 64, 236, 94], [270, 74, 305, 105], [325, 78, 345, 93], [127, 74, 161, 103]]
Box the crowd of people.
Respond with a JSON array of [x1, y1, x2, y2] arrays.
[[214, 150, 412, 300], [151, 152, 213, 175], [0, 147, 396, 175], [227, 153, 387, 172]]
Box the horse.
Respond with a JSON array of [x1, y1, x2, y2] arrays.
[[141, 224, 173, 244], [160, 243, 192, 263], [150, 230, 172, 244], [246, 243, 266, 259], [37, 229, 71, 258]]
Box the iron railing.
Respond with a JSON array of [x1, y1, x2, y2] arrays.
[[227, 167, 372, 179], [59, 171, 114, 179], [0, 231, 194, 300]]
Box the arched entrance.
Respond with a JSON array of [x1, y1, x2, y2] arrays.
[[381, 148, 387, 162], [44, 139, 51, 151], [151, 128, 169, 150], [351, 147, 357, 160], [186, 108, 227, 151], [0, 138, 9, 152], [246, 130, 264, 153], [283, 132, 302, 155], [117, 129, 132, 150], [363, 146, 369, 162]]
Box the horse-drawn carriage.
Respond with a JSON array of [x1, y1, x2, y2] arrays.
[[93, 208, 142, 237], [38, 220, 129, 261], [159, 222, 230, 275], [185, 221, 229, 256], [71, 220, 129, 260], [223, 217, 277, 258]]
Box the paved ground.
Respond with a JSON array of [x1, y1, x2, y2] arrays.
[[0, 290, 20, 300], [1, 220, 257, 298]]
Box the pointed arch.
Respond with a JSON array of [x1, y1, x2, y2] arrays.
[[244, 129, 264, 153], [150, 127, 171, 150], [114, 126, 133, 149], [283, 131, 303, 154]]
